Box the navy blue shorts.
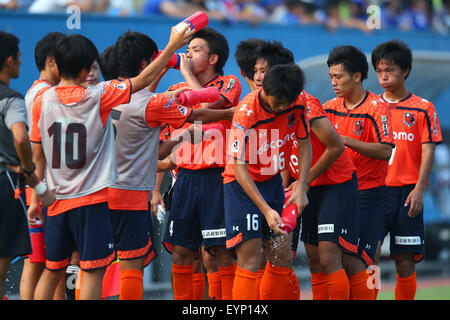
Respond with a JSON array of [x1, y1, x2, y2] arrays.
[[110, 208, 156, 267], [295, 172, 359, 256], [163, 168, 226, 253], [385, 185, 424, 263], [44, 202, 116, 271], [358, 186, 388, 267], [224, 174, 285, 249]]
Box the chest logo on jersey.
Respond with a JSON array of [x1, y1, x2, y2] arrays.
[[354, 120, 364, 136], [403, 112, 416, 127], [287, 114, 296, 128]]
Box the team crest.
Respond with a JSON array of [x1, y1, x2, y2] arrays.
[[403, 112, 416, 127], [354, 120, 364, 136], [288, 114, 296, 128]]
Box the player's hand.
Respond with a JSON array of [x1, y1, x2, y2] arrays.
[[263, 208, 287, 235], [179, 53, 194, 77], [225, 107, 236, 122], [405, 187, 424, 218], [163, 86, 190, 101], [168, 25, 195, 50], [285, 180, 297, 193], [284, 187, 309, 217], [339, 135, 350, 146], [28, 200, 43, 223], [151, 189, 165, 217], [38, 188, 56, 208]]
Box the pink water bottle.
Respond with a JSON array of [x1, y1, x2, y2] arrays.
[[174, 11, 209, 33], [29, 219, 45, 263], [280, 190, 298, 233], [155, 50, 181, 69], [176, 87, 220, 106]]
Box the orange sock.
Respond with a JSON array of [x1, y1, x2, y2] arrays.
[[395, 272, 416, 300], [326, 269, 350, 300], [310, 272, 329, 300], [192, 272, 206, 300], [232, 266, 258, 300], [75, 269, 83, 300], [219, 264, 236, 300], [259, 262, 291, 300], [207, 272, 222, 300], [254, 269, 265, 300], [172, 264, 193, 300], [284, 268, 300, 300], [349, 270, 373, 300], [119, 269, 143, 300]]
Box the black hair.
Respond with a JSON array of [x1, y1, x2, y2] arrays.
[[0, 31, 20, 70], [262, 63, 304, 106], [327, 45, 368, 81], [256, 40, 294, 67], [114, 31, 158, 78], [190, 27, 229, 75], [99, 45, 118, 81], [371, 39, 412, 79], [235, 38, 265, 79], [34, 32, 66, 72], [54, 34, 99, 79]]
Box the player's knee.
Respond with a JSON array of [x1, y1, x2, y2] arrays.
[[395, 254, 415, 277]]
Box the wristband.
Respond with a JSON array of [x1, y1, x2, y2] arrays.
[[33, 182, 47, 196], [22, 162, 36, 176]]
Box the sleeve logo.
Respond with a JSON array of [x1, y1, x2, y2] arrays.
[[178, 105, 188, 116], [381, 115, 389, 136], [113, 83, 127, 90]]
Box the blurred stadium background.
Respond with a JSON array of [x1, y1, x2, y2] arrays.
[[1, 0, 450, 300]]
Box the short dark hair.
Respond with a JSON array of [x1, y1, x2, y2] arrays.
[[263, 63, 304, 106], [327, 45, 368, 81], [0, 31, 20, 70], [34, 32, 66, 72], [99, 45, 118, 81], [235, 38, 265, 79], [115, 31, 158, 78], [54, 34, 99, 79], [257, 40, 294, 67], [190, 27, 229, 75], [371, 40, 412, 79]]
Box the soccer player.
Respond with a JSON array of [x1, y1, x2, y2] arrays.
[[0, 31, 54, 300], [21, 31, 67, 301], [109, 30, 236, 300], [324, 45, 394, 300], [223, 63, 312, 300], [29, 27, 193, 300], [234, 38, 265, 91], [162, 27, 241, 300], [372, 40, 442, 300]]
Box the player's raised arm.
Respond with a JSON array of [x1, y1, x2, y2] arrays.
[[130, 25, 194, 93]]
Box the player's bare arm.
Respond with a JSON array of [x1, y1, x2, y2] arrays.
[[130, 26, 194, 93], [285, 137, 311, 215], [405, 143, 436, 218], [233, 158, 287, 235], [340, 135, 392, 160], [307, 117, 345, 184]]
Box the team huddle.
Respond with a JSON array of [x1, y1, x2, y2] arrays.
[[0, 19, 442, 301]]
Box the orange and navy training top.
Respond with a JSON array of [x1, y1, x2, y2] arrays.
[[288, 91, 356, 187], [381, 92, 442, 187], [223, 89, 310, 184], [167, 74, 241, 171], [323, 91, 394, 191]]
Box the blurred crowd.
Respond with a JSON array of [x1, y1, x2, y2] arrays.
[[1, 0, 450, 34]]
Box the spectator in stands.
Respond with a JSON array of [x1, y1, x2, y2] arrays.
[[28, 0, 100, 14], [324, 0, 370, 33], [269, 0, 323, 26], [0, 0, 34, 10], [142, 0, 226, 22]]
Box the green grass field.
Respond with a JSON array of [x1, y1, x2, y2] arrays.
[[377, 284, 450, 300]]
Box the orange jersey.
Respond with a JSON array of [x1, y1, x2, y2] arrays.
[[223, 89, 310, 184], [288, 91, 356, 187], [30, 79, 132, 216], [323, 91, 394, 190], [382, 92, 442, 186], [168, 75, 241, 170]]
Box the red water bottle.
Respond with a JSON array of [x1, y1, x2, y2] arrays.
[[280, 190, 298, 233], [155, 50, 181, 69], [29, 219, 45, 263], [176, 87, 220, 106], [174, 11, 209, 33]]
